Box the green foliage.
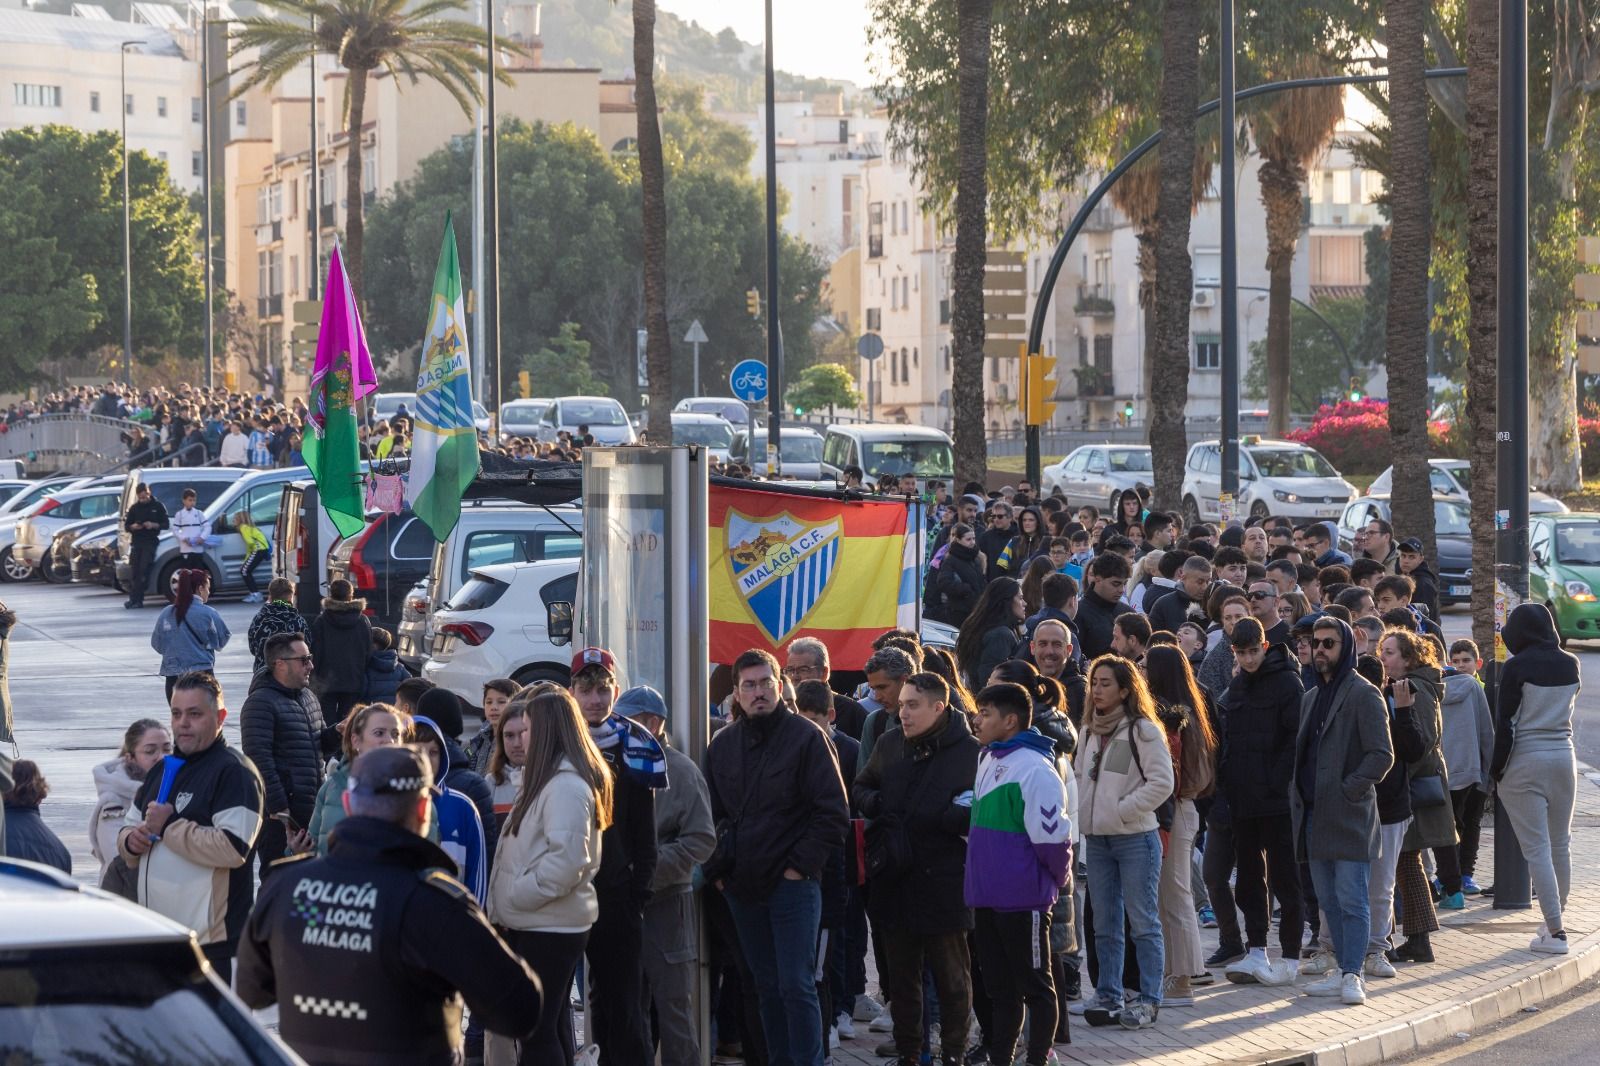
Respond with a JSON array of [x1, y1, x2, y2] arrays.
[[0, 173, 100, 389], [785, 362, 861, 414], [520, 322, 608, 397], [1242, 295, 1369, 412]]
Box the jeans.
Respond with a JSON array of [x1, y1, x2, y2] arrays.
[[882, 927, 970, 1060], [727, 877, 825, 1066], [1085, 831, 1165, 1006], [1307, 859, 1371, 975]]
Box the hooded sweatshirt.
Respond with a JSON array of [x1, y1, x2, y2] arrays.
[[965, 728, 1071, 911], [997, 507, 1048, 573], [1440, 670, 1494, 791], [1314, 522, 1354, 567], [416, 716, 488, 904], [90, 757, 144, 876], [308, 596, 374, 695], [1490, 602, 1580, 779]]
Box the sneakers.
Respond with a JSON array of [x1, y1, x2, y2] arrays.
[[869, 1007, 895, 1033], [242, 591, 264, 603], [1364, 952, 1397, 978], [836, 1012, 856, 1040], [1300, 970, 1344, 997], [1225, 952, 1274, 985], [1206, 943, 1246, 968], [1341, 972, 1366, 1005], [1462, 875, 1483, 895], [853, 995, 884, 1023], [829, 1024, 839, 1051], [1198, 906, 1218, 928], [1439, 891, 1466, 910], [1118, 1001, 1159, 1030], [1190, 971, 1217, 987], [1160, 974, 1194, 1007], [874, 1038, 897, 1057], [1531, 931, 1570, 954], [1082, 998, 1122, 1027], [1299, 949, 1338, 976]]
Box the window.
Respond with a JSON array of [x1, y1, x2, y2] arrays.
[[1330, 169, 1352, 204], [13, 84, 62, 108], [362, 155, 376, 194], [191, 151, 201, 178], [913, 346, 919, 367], [391, 517, 434, 561], [288, 177, 298, 218], [890, 279, 899, 311], [288, 255, 298, 294], [1360, 169, 1385, 204], [157, 95, 167, 117], [256, 250, 269, 298], [125, 94, 134, 116], [90, 91, 101, 113], [191, 96, 202, 123], [234, 100, 247, 126], [1310, 234, 1367, 287], [243, 484, 285, 527], [157, 151, 167, 164], [865, 307, 881, 331], [1193, 248, 1221, 287], [1195, 333, 1221, 370], [867, 202, 883, 258], [942, 345, 951, 371]]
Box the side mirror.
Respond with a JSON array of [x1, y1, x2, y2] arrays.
[[548, 600, 573, 646]]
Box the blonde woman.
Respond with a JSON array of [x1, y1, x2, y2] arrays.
[[487, 690, 614, 1066], [307, 702, 414, 855]]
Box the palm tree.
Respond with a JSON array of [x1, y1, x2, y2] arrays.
[[949, 0, 994, 489], [1383, 0, 1436, 560], [1148, 0, 1202, 512], [631, 0, 671, 443], [228, 0, 507, 308], [1249, 72, 1343, 439], [1464, 0, 1497, 656]]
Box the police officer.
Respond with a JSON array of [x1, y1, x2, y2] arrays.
[[236, 745, 542, 1065]]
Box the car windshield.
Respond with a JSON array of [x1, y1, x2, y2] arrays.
[[1108, 449, 1153, 473], [673, 421, 734, 448], [559, 400, 627, 426], [1433, 500, 1471, 535], [781, 435, 823, 463], [1555, 523, 1600, 564], [501, 403, 544, 423], [863, 439, 955, 478], [1248, 447, 1338, 478]]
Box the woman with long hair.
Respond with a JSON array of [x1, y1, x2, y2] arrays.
[[306, 702, 414, 855], [921, 645, 978, 719], [1278, 590, 1312, 627], [999, 507, 1049, 573], [956, 577, 1026, 693], [1075, 655, 1173, 1030], [1111, 489, 1144, 537], [150, 569, 229, 701], [1141, 646, 1217, 1006], [487, 684, 563, 830], [487, 690, 615, 1066], [1019, 556, 1055, 617]]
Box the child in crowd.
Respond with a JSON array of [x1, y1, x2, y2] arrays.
[[362, 627, 409, 706], [466, 678, 520, 775]]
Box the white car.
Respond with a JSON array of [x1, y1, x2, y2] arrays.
[[670, 412, 736, 463], [1180, 437, 1356, 523], [499, 398, 551, 440], [534, 396, 637, 446], [729, 426, 826, 479], [1042, 445, 1154, 510], [422, 558, 579, 702], [13, 485, 123, 569], [1366, 458, 1569, 514], [674, 395, 752, 427], [373, 391, 490, 435]]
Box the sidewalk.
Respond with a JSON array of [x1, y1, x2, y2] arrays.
[[835, 765, 1600, 1066]]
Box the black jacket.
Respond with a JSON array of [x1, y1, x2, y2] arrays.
[[1408, 562, 1441, 621], [241, 670, 334, 825], [309, 597, 375, 695], [979, 524, 1016, 580], [237, 817, 542, 1066], [930, 541, 987, 625], [705, 705, 850, 901], [832, 694, 868, 741], [123, 498, 169, 544], [1075, 586, 1131, 659], [594, 742, 659, 907], [1149, 585, 1205, 637], [854, 710, 981, 934], [1218, 643, 1303, 818], [248, 600, 310, 669], [2, 802, 71, 873]]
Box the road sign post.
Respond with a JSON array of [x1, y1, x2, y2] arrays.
[[730, 359, 768, 474], [856, 333, 885, 423], [685, 319, 709, 397]]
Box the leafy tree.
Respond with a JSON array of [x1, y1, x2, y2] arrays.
[[1463, 0, 1498, 655], [786, 363, 862, 418], [0, 167, 99, 389], [228, 0, 507, 308], [1242, 296, 1368, 412], [520, 322, 608, 397]]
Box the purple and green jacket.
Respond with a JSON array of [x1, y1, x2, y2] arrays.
[[964, 729, 1072, 912]]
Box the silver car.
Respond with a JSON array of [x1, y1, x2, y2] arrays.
[[1366, 458, 1568, 514], [1042, 445, 1154, 511], [499, 398, 551, 441], [535, 396, 637, 446]]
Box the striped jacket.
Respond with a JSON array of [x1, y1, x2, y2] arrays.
[[964, 729, 1071, 911]]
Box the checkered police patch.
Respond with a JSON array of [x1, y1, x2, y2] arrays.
[[293, 995, 369, 1020]]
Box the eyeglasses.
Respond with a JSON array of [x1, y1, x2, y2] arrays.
[[1311, 637, 1341, 650], [784, 664, 824, 679], [738, 677, 778, 692], [279, 655, 315, 665]]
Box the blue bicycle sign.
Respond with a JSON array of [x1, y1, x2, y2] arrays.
[[730, 359, 769, 403]]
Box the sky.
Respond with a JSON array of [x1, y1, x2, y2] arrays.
[[658, 0, 876, 87]]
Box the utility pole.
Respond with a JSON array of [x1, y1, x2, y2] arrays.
[[1218, 0, 1240, 508], [762, 0, 782, 477], [484, 0, 502, 423], [309, 13, 320, 301], [121, 41, 137, 388], [200, 11, 214, 390]]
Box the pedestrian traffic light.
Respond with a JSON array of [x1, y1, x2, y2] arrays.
[[1123, 400, 1135, 422], [1025, 353, 1057, 426], [746, 288, 761, 318], [1348, 376, 1363, 402]]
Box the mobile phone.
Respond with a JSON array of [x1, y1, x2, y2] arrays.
[[272, 812, 303, 834]]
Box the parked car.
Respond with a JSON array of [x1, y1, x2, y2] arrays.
[[71, 521, 124, 588], [14, 484, 124, 570], [1041, 445, 1154, 510], [1530, 513, 1600, 643], [0, 479, 30, 510], [0, 475, 91, 519], [1181, 437, 1357, 523], [325, 510, 439, 629], [421, 558, 579, 701], [534, 396, 637, 446], [0, 476, 103, 582], [1366, 459, 1569, 514], [499, 398, 551, 440], [820, 423, 955, 489], [670, 412, 736, 464], [114, 468, 245, 591], [272, 480, 345, 622], [0, 858, 301, 1064], [1336, 494, 1472, 606], [394, 502, 584, 673], [674, 395, 754, 427], [729, 426, 826, 480], [42, 515, 120, 584]]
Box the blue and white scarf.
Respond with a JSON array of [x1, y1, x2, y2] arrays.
[[590, 713, 669, 789]]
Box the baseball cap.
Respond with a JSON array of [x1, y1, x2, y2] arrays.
[[571, 646, 617, 677], [1397, 537, 1424, 554], [346, 745, 431, 796], [615, 685, 668, 722]]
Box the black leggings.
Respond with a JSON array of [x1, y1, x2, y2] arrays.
[[501, 927, 588, 1065]]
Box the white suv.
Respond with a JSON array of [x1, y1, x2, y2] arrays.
[[422, 559, 579, 701], [1180, 438, 1356, 523]]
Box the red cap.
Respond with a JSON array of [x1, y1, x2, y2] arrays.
[[571, 646, 617, 676]]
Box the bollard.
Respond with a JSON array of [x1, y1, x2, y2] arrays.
[[1491, 797, 1531, 909]]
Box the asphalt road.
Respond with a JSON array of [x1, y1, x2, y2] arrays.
[[1396, 975, 1600, 1064]]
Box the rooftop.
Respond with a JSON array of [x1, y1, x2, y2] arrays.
[[0, 8, 184, 56]]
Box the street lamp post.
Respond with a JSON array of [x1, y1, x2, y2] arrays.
[[762, 0, 782, 476], [200, 13, 214, 390], [121, 41, 139, 389], [1218, 0, 1240, 503], [484, 0, 502, 421]]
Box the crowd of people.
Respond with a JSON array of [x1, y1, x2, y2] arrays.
[[0, 474, 1584, 1066]]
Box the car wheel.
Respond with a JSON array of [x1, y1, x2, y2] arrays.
[[157, 559, 187, 602], [513, 665, 571, 689], [1250, 501, 1271, 521], [1548, 603, 1570, 648], [1182, 496, 1201, 528], [40, 559, 64, 584], [0, 546, 34, 583]]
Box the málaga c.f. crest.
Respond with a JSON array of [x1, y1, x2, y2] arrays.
[[725, 509, 843, 646]]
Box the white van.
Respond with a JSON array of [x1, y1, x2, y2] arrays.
[[820, 424, 955, 488]]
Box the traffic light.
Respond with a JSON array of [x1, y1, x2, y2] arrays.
[[1348, 376, 1363, 402], [518, 370, 531, 399], [1025, 353, 1058, 425], [746, 288, 761, 318], [1123, 400, 1135, 422]]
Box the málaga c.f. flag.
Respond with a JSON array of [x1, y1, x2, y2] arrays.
[[303, 243, 377, 539], [406, 214, 480, 542], [709, 484, 911, 667]]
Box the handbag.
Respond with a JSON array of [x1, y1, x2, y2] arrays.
[[1408, 772, 1448, 810]]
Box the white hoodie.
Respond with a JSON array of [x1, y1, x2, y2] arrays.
[[90, 758, 142, 876]]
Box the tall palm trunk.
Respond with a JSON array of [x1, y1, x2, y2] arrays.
[[1464, 0, 1498, 654], [634, 0, 671, 441], [949, 0, 993, 489], [1383, 0, 1436, 559], [1149, 0, 1200, 512], [344, 68, 369, 308], [1258, 156, 1302, 439]]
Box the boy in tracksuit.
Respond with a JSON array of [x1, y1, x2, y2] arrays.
[[967, 682, 1072, 1066]]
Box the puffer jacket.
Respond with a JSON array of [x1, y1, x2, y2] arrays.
[[487, 758, 603, 933], [1398, 666, 1459, 852], [247, 600, 309, 668], [1217, 643, 1303, 818], [1074, 713, 1175, 836], [90, 757, 143, 877], [930, 541, 986, 625], [239, 668, 331, 827], [308, 597, 374, 695]]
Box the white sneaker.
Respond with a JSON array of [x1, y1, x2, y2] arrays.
[[1341, 972, 1366, 1005], [1262, 959, 1298, 986], [869, 1007, 894, 1033], [1300, 970, 1343, 997], [851, 994, 883, 1023], [1364, 952, 1397, 978], [828, 1023, 839, 1050], [1225, 952, 1275, 985], [1299, 949, 1338, 976], [1530, 932, 1570, 955], [836, 1012, 856, 1039]]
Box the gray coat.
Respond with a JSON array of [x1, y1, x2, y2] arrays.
[[1291, 671, 1395, 862], [1399, 667, 1459, 852], [650, 742, 716, 896]]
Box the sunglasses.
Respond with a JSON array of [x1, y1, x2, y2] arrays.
[[1248, 590, 1275, 600], [1311, 637, 1341, 650]]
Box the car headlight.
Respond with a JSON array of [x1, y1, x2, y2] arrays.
[[1273, 489, 1298, 503], [1565, 580, 1596, 602]]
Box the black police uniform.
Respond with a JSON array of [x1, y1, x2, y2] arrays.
[[236, 815, 542, 1066]]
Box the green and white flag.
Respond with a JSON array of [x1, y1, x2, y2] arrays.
[[406, 214, 480, 541]]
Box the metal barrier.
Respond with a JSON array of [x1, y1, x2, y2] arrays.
[[0, 414, 152, 475]]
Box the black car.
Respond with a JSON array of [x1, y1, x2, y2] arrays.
[[324, 510, 437, 628], [1337, 494, 1472, 606]]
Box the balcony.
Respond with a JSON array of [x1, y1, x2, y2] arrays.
[[1073, 363, 1114, 398], [257, 295, 283, 319], [1081, 204, 1118, 232], [318, 203, 336, 230], [1074, 283, 1115, 317]]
